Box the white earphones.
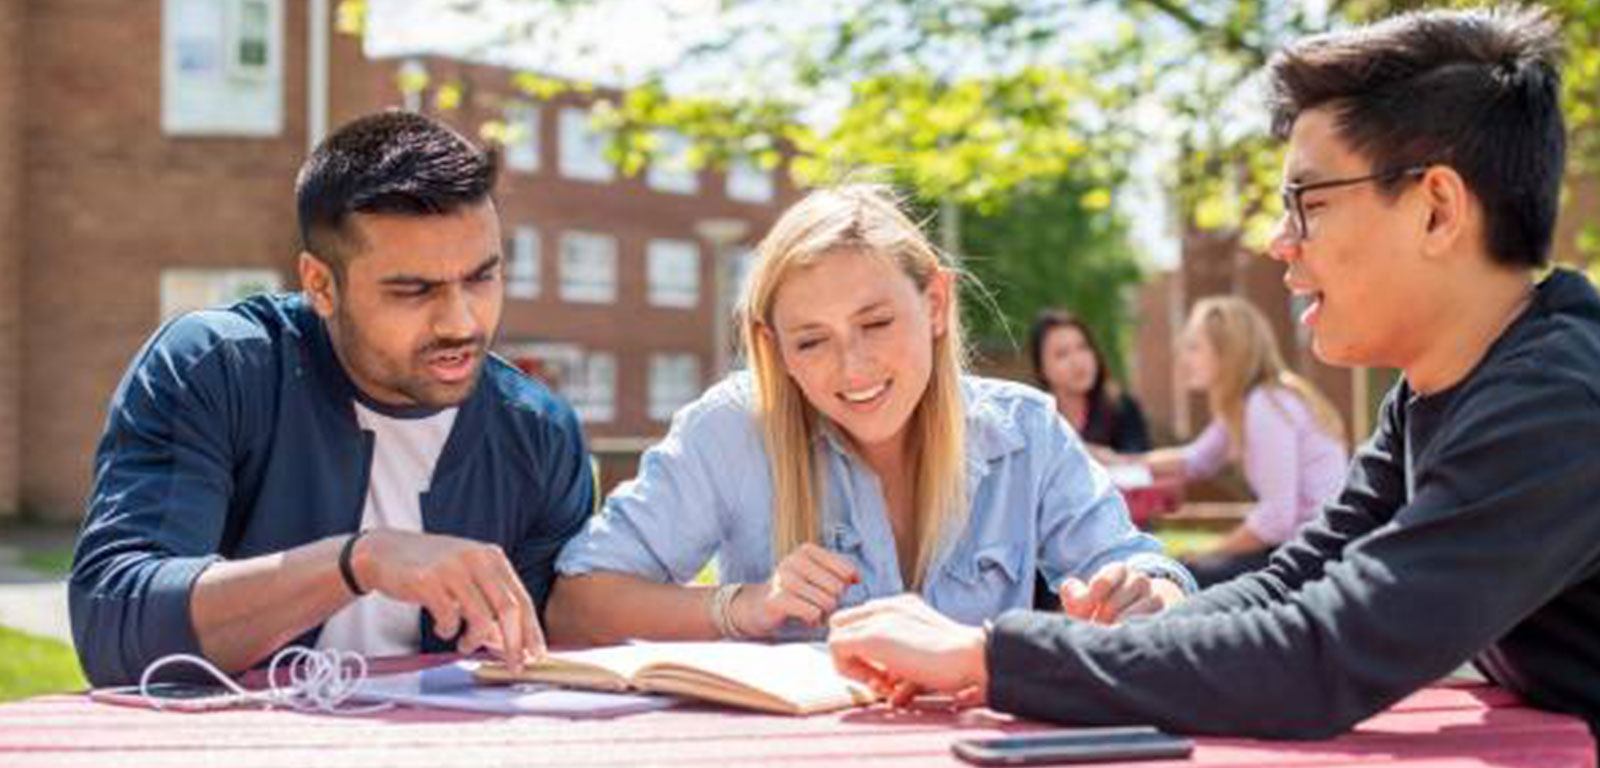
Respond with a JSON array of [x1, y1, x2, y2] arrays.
[[138, 646, 392, 714]]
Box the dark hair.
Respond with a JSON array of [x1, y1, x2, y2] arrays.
[[1029, 309, 1115, 416], [295, 110, 499, 273], [1266, 5, 1564, 267]]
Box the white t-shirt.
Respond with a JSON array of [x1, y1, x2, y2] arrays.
[[316, 401, 458, 656]]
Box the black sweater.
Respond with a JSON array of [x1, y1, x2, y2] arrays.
[[987, 268, 1600, 738]]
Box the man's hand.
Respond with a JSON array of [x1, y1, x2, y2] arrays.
[[827, 594, 988, 708], [354, 530, 544, 669], [730, 543, 858, 637], [1058, 562, 1184, 624]]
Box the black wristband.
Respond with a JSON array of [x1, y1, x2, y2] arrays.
[[339, 530, 368, 597]]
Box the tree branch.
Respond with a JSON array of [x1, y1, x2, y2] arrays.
[[1127, 0, 1268, 64]]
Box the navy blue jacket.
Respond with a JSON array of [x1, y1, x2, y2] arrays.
[[70, 293, 594, 686]]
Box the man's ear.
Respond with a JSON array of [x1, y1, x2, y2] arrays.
[[925, 268, 954, 339], [1418, 165, 1473, 261], [299, 252, 338, 319]]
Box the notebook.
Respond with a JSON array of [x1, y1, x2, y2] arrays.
[[352, 660, 676, 717], [474, 641, 879, 716]]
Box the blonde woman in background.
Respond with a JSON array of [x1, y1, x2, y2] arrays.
[[1130, 296, 1348, 586], [545, 185, 1193, 645]]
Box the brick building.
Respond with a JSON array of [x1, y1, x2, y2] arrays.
[[0, 0, 792, 521]]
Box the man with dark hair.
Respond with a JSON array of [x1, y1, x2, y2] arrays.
[[829, 6, 1600, 737], [71, 111, 593, 685]]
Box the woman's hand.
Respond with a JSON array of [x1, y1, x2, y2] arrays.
[[1058, 562, 1184, 624], [730, 543, 859, 637]]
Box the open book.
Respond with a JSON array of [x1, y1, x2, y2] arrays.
[[474, 641, 879, 716]]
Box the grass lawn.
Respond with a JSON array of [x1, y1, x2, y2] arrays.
[[21, 547, 73, 577], [0, 625, 85, 702], [1154, 528, 1223, 558]]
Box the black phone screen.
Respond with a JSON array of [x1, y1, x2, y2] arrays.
[[952, 726, 1194, 765]]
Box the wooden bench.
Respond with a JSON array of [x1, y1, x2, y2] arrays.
[[1149, 501, 1251, 533]]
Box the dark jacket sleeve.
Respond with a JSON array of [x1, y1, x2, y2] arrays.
[[512, 401, 596, 617], [985, 371, 1600, 738], [69, 316, 241, 686]]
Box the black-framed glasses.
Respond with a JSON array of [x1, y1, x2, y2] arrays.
[[1280, 165, 1429, 241]]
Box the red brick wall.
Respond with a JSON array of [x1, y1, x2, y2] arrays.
[[0, 0, 22, 517], [19, 3, 322, 519], [1129, 270, 1180, 442]]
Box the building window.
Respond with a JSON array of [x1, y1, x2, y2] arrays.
[[727, 245, 757, 299], [159, 267, 281, 321], [726, 158, 774, 203], [650, 354, 701, 422], [646, 130, 698, 194], [497, 343, 615, 424], [559, 231, 618, 303], [506, 225, 540, 299], [646, 239, 700, 308], [504, 103, 541, 172], [575, 352, 618, 423], [559, 107, 615, 182], [163, 0, 283, 136]]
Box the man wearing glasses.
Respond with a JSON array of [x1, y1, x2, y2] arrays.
[[828, 6, 1600, 737]]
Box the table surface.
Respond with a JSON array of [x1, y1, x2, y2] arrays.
[[2, 657, 1592, 768]]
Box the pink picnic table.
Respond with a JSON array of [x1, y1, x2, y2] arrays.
[[1, 654, 1592, 767]]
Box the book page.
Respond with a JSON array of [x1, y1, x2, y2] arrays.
[[630, 642, 877, 715], [478, 642, 877, 715], [476, 645, 665, 690]]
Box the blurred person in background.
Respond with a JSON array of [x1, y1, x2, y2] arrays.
[[1028, 309, 1155, 607], [1029, 309, 1152, 454], [1125, 296, 1347, 586]]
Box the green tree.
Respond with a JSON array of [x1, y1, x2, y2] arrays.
[[938, 178, 1144, 381], [344, 0, 1600, 324]]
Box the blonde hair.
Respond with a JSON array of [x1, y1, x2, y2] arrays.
[[1188, 296, 1346, 456], [736, 184, 968, 589]]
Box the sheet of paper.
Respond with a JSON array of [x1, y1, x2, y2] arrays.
[[1105, 462, 1154, 489], [353, 660, 677, 718]]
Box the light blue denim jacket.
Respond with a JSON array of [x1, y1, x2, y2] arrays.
[[557, 374, 1193, 627]]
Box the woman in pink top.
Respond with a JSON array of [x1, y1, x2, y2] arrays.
[[1134, 296, 1348, 586]]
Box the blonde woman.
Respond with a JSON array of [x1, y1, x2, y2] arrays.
[[1135, 296, 1348, 586], [545, 185, 1192, 646]]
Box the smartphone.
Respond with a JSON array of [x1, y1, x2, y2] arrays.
[[951, 726, 1194, 766], [89, 682, 258, 712]]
